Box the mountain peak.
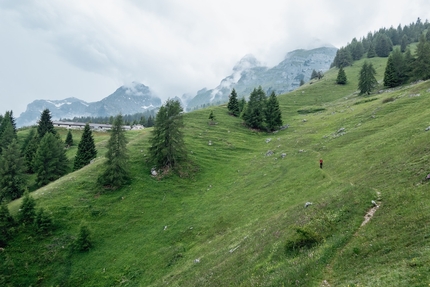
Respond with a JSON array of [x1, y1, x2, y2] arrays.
[[233, 54, 261, 72]]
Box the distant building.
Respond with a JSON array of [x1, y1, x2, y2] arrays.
[[52, 121, 132, 131]]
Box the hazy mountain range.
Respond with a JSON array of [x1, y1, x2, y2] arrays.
[[16, 46, 337, 127]]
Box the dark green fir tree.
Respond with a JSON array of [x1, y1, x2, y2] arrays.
[[74, 124, 97, 171], [17, 191, 36, 225], [0, 139, 27, 202], [33, 133, 68, 187], [37, 109, 56, 139], [149, 99, 187, 172], [227, 88, 240, 116], [98, 115, 130, 188], [265, 91, 283, 132], [65, 130, 74, 147], [242, 86, 266, 130], [358, 61, 378, 95], [336, 67, 347, 85], [0, 203, 15, 247]]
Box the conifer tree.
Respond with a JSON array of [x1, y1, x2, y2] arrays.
[[147, 115, 154, 127], [0, 120, 15, 155], [336, 67, 347, 85], [73, 124, 97, 171], [74, 224, 92, 252], [242, 86, 266, 129], [299, 79, 305, 86], [227, 88, 240, 116], [238, 97, 246, 115], [65, 130, 74, 147], [33, 133, 69, 187], [0, 139, 27, 202], [265, 91, 283, 132], [0, 203, 15, 247], [358, 62, 378, 95], [23, 132, 39, 173], [0, 111, 17, 140], [34, 207, 53, 234], [383, 48, 406, 87], [311, 69, 319, 79], [149, 99, 187, 171], [400, 34, 408, 52], [98, 115, 130, 188], [17, 191, 36, 225], [37, 109, 56, 139], [367, 43, 377, 58], [413, 34, 430, 80], [208, 110, 216, 124], [374, 33, 393, 57]]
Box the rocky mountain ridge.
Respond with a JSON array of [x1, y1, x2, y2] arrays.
[[16, 82, 161, 127]]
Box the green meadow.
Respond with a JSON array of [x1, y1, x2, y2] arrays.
[[3, 55, 430, 286]]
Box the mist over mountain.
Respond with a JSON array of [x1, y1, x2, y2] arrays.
[[185, 46, 337, 111]]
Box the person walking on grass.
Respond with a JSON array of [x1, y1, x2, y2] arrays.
[[320, 159, 323, 169]]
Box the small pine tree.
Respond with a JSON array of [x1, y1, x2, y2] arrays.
[[37, 109, 56, 139], [23, 132, 39, 173], [265, 91, 283, 132], [33, 133, 69, 187], [0, 120, 15, 155], [336, 67, 347, 85], [242, 86, 266, 130], [238, 97, 246, 115], [358, 61, 378, 95], [149, 100, 187, 172], [0, 139, 27, 202], [208, 110, 216, 125], [367, 43, 377, 58], [74, 124, 97, 171], [17, 191, 36, 225], [227, 89, 240, 116], [299, 79, 305, 86], [310, 69, 318, 79], [34, 207, 53, 235], [65, 130, 74, 147], [0, 202, 15, 247], [98, 115, 130, 188], [74, 224, 92, 252]]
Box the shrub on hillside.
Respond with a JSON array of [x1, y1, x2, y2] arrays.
[[382, 97, 395, 104], [73, 224, 92, 252], [284, 226, 323, 256]]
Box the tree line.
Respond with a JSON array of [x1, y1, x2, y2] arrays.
[[61, 111, 156, 127]]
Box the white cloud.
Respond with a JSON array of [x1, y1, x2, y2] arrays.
[[1, 0, 430, 116]]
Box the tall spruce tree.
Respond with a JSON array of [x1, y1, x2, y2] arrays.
[[149, 99, 187, 171], [37, 109, 56, 139], [238, 97, 246, 115], [383, 48, 406, 88], [23, 132, 39, 173], [74, 124, 97, 171], [358, 62, 378, 95], [336, 67, 347, 85], [98, 115, 130, 188], [0, 139, 27, 202], [33, 133, 68, 187], [374, 34, 393, 57], [265, 91, 283, 132], [65, 130, 74, 147], [227, 88, 240, 116], [242, 86, 266, 129]]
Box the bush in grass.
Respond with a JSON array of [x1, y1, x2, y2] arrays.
[[284, 226, 323, 256], [73, 224, 92, 252], [0, 202, 15, 247], [382, 97, 395, 104]]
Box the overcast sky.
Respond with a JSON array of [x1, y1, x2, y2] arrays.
[[1, 1, 429, 117]]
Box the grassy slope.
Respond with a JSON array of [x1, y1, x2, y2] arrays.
[[3, 56, 430, 286]]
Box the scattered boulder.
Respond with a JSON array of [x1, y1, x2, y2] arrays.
[[425, 126, 430, 131], [208, 140, 212, 146], [266, 150, 274, 156], [281, 153, 286, 158], [194, 258, 200, 263], [337, 127, 345, 133], [298, 149, 305, 153], [279, 124, 290, 131], [304, 202, 312, 208], [151, 168, 158, 176], [265, 138, 272, 143]]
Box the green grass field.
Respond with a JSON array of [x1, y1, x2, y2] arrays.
[[2, 55, 430, 286]]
